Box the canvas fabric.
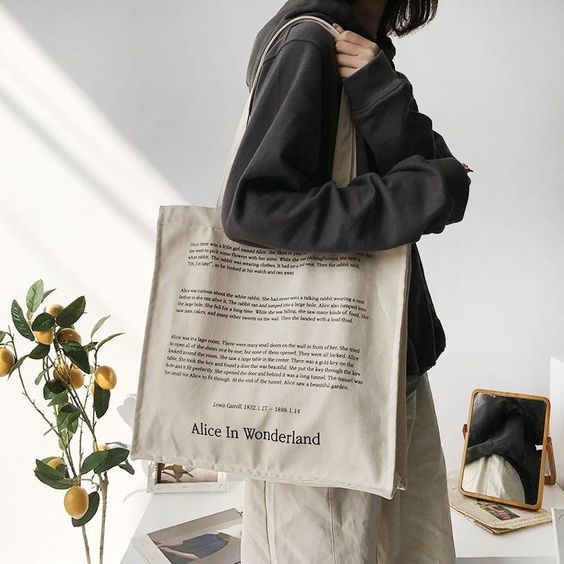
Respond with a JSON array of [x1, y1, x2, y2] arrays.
[[130, 15, 412, 499], [241, 372, 457, 564]]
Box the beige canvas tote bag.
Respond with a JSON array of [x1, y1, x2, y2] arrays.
[[130, 15, 412, 499]]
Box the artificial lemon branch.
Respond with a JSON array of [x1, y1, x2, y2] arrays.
[[0, 279, 135, 564]]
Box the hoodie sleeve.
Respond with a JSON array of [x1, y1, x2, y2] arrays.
[[221, 35, 470, 253], [394, 70, 460, 160], [342, 51, 470, 222]]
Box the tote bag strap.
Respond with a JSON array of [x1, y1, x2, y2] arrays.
[[215, 14, 357, 211]]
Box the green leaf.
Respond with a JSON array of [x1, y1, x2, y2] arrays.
[[43, 379, 66, 400], [56, 296, 86, 328], [61, 341, 90, 373], [96, 332, 125, 352], [34, 370, 46, 385], [72, 491, 100, 527], [11, 300, 35, 340], [58, 428, 72, 450], [26, 280, 44, 314], [80, 447, 130, 474], [96, 447, 129, 473], [31, 312, 55, 331], [34, 459, 74, 490], [29, 343, 50, 360], [8, 354, 28, 378], [93, 383, 110, 418], [90, 315, 110, 339], [0, 330, 6, 343], [118, 460, 135, 475], [40, 288, 57, 305], [44, 380, 70, 406], [57, 404, 81, 432], [96, 447, 130, 473], [81, 451, 108, 474], [48, 391, 69, 407]]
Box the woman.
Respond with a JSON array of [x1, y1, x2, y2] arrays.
[[221, 0, 472, 561]]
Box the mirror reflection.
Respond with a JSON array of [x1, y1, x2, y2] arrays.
[[460, 390, 550, 509]]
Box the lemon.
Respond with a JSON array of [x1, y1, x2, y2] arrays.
[[0, 347, 16, 377], [69, 365, 84, 389], [93, 442, 108, 452], [64, 486, 89, 519], [34, 328, 54, 345], [47, 457, 65, 470], [94, 366, 117, 390], [57, 328, 82, 345], [46, 304, 65, 317]]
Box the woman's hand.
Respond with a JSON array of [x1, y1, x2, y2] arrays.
[[332, 23, 380, 79]]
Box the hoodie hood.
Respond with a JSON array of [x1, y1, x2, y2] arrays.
[[246, 0, 396, 88]]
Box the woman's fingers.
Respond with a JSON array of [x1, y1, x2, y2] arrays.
[[332, 22, 379, 49], [336, 52, 373, 69], [334, 39, 365, 55], [332, 23, 380, 77], [336, 66, 357, 79], [335, 39, 380, 59], [332, 23, 380, 78], [336, 52, 361, 68]]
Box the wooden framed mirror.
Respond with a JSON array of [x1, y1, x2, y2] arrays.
[[459, 388, 555, 511]]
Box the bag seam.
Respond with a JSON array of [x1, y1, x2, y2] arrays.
[[328, 488, 337, 564], [264, 481, 275, 564]]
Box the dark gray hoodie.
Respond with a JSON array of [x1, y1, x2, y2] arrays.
[[221, 0, 471, 396]]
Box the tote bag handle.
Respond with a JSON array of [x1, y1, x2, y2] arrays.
[[215, 15, 356, 210]]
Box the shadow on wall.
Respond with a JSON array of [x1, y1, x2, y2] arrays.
[[1, 0, 254, 203]]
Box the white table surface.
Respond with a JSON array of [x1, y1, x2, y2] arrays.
[[121, 474, 245, 563], [121, 473, 563, 563], [452, 477, 564, 563]]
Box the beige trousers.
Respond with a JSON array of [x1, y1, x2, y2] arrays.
[[240, 371, 456, 563]]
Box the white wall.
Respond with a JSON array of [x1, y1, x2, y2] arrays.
[[1, 1, 563, 561]]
